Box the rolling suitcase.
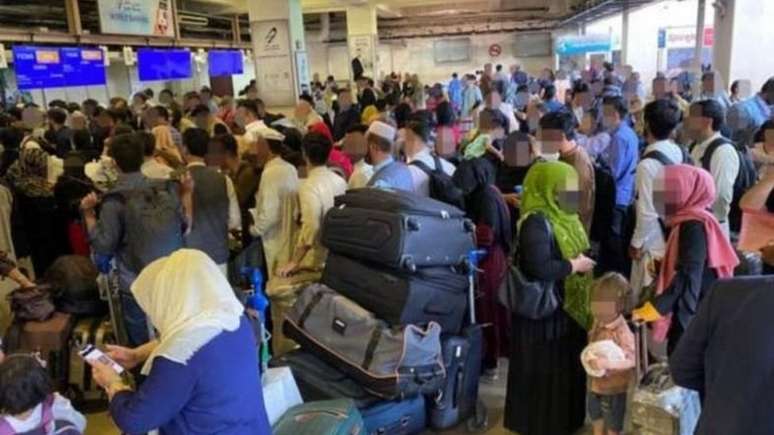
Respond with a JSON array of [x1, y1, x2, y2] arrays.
[[68, 317, 114, 410], [283, 284, 446, 400], [322, 188, 475, 271], [273, 399, 365, 435], [321, 253, 468, 334], [631, 323, 701, 435], [3, 312, 73, 388], [361, 395, 426, 435], [270, 349, 381, 408], [428, 325, 485, 430]]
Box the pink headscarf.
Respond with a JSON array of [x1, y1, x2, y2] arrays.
[[309, 121, 353, 179], [653, 164, 739, 341]]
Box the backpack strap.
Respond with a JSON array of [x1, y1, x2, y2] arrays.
[[700, 137, 735, 171], [642, 150, 675, 166], [409, 159, 435, 175]]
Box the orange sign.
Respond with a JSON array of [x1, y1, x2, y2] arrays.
[[35, 49, 60, 64]]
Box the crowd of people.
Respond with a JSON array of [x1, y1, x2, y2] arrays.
[[0, 58, 772, 434]]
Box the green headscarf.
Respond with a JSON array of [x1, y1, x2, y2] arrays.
[[518, 160, 593, 329]]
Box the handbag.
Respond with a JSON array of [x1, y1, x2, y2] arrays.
[[7, 285, 56, 322], [497, 215, 560, 320]]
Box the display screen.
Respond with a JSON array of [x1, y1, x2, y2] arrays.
[[13, 46, 107, 90], [208, 50, 243, 77], [13, 46, 66, 89], [137, 48, 192, 81], [61, 47, 107, 86]]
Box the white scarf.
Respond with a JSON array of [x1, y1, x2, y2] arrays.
[[130, 249, 244, 375]]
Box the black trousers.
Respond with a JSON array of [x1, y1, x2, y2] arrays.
[[596, 205, 633, 277]]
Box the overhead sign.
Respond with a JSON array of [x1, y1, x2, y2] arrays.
[[61, 47, 107, 86], [208, 50, 244, 77], [98, 0, 175, 37], [13, 46, 108, 90], [663, 26, 715, 49], [253, 20, 290, 57], [488, 44, 502, 57], [555, 34, 611, 56], [137, 48, 191, 81]]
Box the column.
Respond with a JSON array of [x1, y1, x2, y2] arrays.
[[248, 0, 309, 107], [714, 0, 774, 91], [346, 4, 378, 81], [621, 1, 630, 65]]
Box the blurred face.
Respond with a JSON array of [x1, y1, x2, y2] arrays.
[[602, 105, 621, 130], [201, 91, 211, 103], [579, 113, 595, 135], [575, 91, 592, 110], [132, 95, 145, 107], [537, 126, 566, 155], [97, 113, 113, 129], [652, 170, 682, 219], [71, 116, 87, 131], [339, 92, 352, 111], [247, 87, 259, 100], [194, 112, 209, 130], [687, 106, 712, 138], [254, 136, 270, 162], [762, 128, 774, 148], [554, 172, 580, 214], [342, 131, 367, 161], [159, 93, 173, 106], [295, 101, 312, 119], [590, 81, 603, 96], [590, 298, 619, 324], [403, 128, 423, 155], [653, 79, 668, 99]]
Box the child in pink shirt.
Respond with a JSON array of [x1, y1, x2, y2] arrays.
[[585, 272, 636, 435]]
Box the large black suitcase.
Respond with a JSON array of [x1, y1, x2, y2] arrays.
[[322, 188, 475, 271], [428, 325, 486, 430], [322, 253, 468, 334], [269, 349, 380, 408]]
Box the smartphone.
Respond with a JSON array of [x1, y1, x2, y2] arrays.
[[79, 344, 124, 374]]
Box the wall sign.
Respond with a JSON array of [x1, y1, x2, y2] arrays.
[[555, 34, 612, 56], [253, 20, 290, 57], [98, 0, 174, 37], [348, 34, 376, 78], [488, 44, 502, 57]]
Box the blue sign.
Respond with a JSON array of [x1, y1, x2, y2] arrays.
[[137, 48, 192, 81], [208, 50, 243, 77], [61, 47, 107, 87], [658, 29, 667, 49], [555, 35, 612, 56], [13, 46, 107, 90], [13, 46, 66, 90]]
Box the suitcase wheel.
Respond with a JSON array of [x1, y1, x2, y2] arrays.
[[465, 399, 488, 433]]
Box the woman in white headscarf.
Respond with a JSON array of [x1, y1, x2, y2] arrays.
[[91, 249, 271, 435]]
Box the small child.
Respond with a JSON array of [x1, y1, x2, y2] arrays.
[[0, 354, 86, 434], [584, 272, 636, 435], [462, 108, 507, 161]]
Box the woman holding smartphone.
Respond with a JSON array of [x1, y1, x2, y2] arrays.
[[91, 249, 271, 435]]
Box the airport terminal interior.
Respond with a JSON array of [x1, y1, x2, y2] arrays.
[[1, 0, 774, 434]]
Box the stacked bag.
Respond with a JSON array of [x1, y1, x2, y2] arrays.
[[273, 188, 484, 434]]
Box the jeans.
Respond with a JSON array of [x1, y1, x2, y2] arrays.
[[119, 291, 150, 348]]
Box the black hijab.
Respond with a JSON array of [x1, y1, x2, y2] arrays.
[[453, 157, 512, 251]]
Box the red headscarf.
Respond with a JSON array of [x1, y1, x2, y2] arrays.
[[309, 121, 353, 179], [653, 164, 739, 341]]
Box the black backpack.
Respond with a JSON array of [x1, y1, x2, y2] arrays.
[[698, 137, 757, 232], [103, 180, 185, 275], [410, 155, 466, 210]]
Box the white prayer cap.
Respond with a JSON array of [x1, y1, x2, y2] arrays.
[[367, 121, 396, 142]]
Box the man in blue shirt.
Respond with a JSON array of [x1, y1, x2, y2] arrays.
[[597, 96, 638, 276], [542, 84, 565, 113], [728, 77, 774, 148], [448, 73, 463, 115], [365, 121, 414, 192]]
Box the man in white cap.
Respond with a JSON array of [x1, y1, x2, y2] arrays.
[[365, 121, 414, 192], [249, 127, 299, 283]]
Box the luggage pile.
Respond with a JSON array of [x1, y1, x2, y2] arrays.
[[271, 188, 488, 434], [2, 255, 116, 410]]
